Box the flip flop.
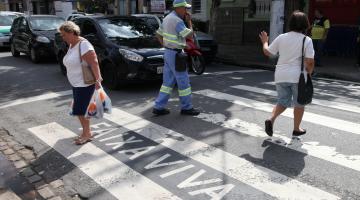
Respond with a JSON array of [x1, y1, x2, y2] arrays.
[[74, 136, 93, 145]]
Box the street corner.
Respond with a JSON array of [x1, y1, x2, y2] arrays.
[[0, 128, 79, 200]]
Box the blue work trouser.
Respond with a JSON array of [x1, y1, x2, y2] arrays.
[[154, 49, 192, 110]]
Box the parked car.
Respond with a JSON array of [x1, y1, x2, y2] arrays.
[[66, 12, 103, 21], [132, 14, 218, 63], [0, 11, 23, 47], [54, 15, 165, 89], [10, 15, 65, 63]]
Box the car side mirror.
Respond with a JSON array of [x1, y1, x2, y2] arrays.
[[84, 33, 100, 44]]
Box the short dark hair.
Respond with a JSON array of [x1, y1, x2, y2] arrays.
[[288, 11, 310, 33]]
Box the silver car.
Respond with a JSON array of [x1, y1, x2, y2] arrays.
[[0, 11, 22, 47]]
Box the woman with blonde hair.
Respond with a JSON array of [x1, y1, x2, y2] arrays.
[[259, 11, 315, 137], [58, 21, 103, 145]]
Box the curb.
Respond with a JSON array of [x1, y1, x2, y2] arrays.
[[0, 128, 81, 200]]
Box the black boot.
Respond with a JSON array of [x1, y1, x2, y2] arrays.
[[180, 108, 200, 116], [264, 120, 273, 137], [152, 108, 170, 116]]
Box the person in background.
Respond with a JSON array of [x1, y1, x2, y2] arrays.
[[311, 9, 330, 67], [259, 11, 315, 138], [58, 21, 103, 145]]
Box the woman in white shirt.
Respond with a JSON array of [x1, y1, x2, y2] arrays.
[[58, 21, 103, 145], [259, 11, 315, 137]]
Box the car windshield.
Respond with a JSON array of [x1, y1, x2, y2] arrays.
[[29, 17, 64, 31], [99, 18, 155, 39], [0, 15, 17, 26], [139, 17, 159, 29]]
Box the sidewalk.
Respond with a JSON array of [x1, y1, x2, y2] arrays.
[[0, 128, 77, 200], [216, 44, 360, 83]]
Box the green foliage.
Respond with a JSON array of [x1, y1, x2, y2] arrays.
[[83, 0, 114, 13]]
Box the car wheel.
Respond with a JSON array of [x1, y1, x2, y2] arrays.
[[103, 62, 122, 90], [11, 43, 20, 57], [57, 52, 66, 76], [30, 47, 40, 63]]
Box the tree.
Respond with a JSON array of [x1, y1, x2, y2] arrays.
[[83, 0, 114, 13]]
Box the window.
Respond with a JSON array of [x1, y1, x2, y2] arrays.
[[191, 0, 201, 14]]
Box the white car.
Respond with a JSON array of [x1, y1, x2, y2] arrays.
[[0, 11, 22, 47]]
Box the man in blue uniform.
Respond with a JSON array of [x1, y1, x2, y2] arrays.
[[152, 0, 200, 116]]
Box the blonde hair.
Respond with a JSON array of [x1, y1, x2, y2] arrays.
[[58, 21, 80, 36]]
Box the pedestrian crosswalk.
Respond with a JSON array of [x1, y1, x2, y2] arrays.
[[25, 70, 360, 199]]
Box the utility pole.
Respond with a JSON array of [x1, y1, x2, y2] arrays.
[[269, 0, 285, 43], [126, 0, 131, 15], [25, 0, 31, 15], [114, 0, 119, 15]]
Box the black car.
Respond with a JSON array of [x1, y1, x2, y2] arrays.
[[54, 16, 165, 89], [10, 15, 65, 63]]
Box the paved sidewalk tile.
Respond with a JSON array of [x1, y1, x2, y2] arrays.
[[37, 186, 55, 199], [49, 197, 62, 200], [27, 174, 42, 183], [7, 154, 21, 161], [3, 149, 15, 155], [21, 167, 36, 177], [13, 160, 27, 169], [50, 180, 64, 189]]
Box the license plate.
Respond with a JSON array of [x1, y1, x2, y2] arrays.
[[157, 66, 163, 74]]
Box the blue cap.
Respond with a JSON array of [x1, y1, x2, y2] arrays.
[[173, 0, 191, 8]]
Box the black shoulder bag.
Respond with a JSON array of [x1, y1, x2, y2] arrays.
[[297, 36, 314, 105]]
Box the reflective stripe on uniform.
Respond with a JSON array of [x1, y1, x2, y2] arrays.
[[160, 85, 173, 94], [163, 38, 186, 48], [163, 32, 178, 39], [179, 28, 192, 38], [156, 29, 163, 36], [179, 87, 191, 96]]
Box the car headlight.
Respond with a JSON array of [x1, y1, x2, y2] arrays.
[[36, 36, 50, 43], [119, 49, 143, 62]]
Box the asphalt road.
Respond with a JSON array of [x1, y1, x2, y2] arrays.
[[1, 50, 360, 200]]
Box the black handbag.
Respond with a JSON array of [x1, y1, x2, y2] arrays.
[[297, 36, 314, 105], [175, 52, 188, 72]]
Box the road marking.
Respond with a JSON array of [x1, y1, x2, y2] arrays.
[[28, 123, 181, 200], [104, 108, 339, 200], [0, 90, 72, 109], [194, 89, 360, 135], [195, 112, 360, 172], [264, 81, 360, 102], [231, 85, 360, 113], [189, 69, 265, 77]]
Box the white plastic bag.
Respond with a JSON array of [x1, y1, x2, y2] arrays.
[[85, 88, 112, 119]]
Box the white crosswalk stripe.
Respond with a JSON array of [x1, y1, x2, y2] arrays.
[[231, 85, 360, 113], [195, 112, 360, 172], [193, 89, 360, 135], [263, 81, 360, 104], [103, 108, 339, 200], [22, 73, 360, 199], [28, 123, 182, 200]]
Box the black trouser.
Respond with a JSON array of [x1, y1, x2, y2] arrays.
[[313, 39, 324, 66]]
